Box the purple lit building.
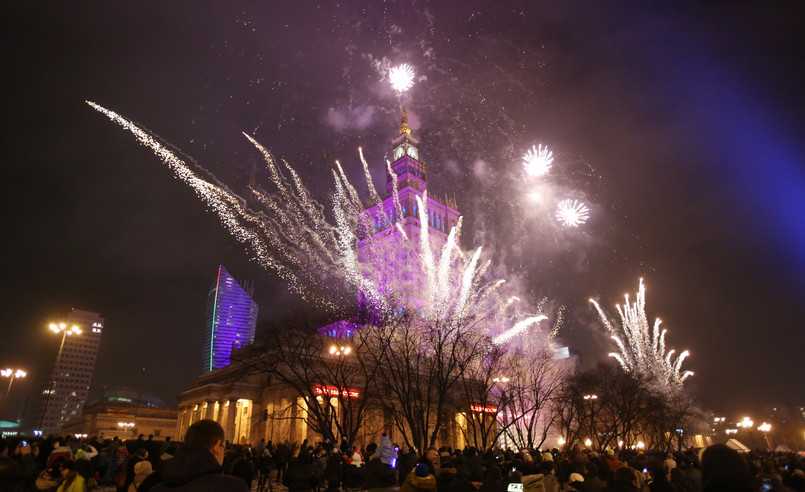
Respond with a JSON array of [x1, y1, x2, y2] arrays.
[[202, 265, 259, 372], [357, 109, 461, 315]]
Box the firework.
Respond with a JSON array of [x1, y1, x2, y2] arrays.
[[389, 63, 415, 93], [87, 101, 552, 348], [556, 199, 589, 227], [590, 278, 693, 391], [523, 144, 553, 177]]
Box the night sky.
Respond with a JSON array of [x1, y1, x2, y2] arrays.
[[3, 1, 804, 422]]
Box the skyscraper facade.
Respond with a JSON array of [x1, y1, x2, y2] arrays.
[[202, 265, 259, 372], [20, 309, 104, 435]]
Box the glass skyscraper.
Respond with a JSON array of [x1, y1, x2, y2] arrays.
[[202, 265, 259, 372]]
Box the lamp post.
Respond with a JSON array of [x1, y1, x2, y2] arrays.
[[1, 368, 27, 419], [757, 423, 772, 450], [584, 394, 598, 450], [38, 322, 82, 432]]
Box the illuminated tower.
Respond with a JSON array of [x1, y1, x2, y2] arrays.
[[202, 265, 259, 372], [20, 309, 104, 435], [357, 110, 461, 313]]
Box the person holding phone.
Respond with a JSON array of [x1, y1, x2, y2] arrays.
[[0, 439, 39, 488]]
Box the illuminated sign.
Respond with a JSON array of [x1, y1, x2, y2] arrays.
[[470, 404, 498, 414], [312, 384, 360, 399]]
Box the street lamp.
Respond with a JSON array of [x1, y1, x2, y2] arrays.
[[38, 322, 82, 431], [757, 423, 772, 449], [1, 368, 27, 418], [583, 394, 598, 449], [328, 345, 351, 356]]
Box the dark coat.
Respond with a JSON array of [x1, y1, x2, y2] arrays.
[[400, 472, 437, 492], [365, 458, 398, 489], [284, 461, 317, 492], [149, 444, 249, 492]]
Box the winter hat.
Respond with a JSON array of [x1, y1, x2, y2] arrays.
[[415, 463, 430, 478], [607, 449, 615, 456], [134, 460, 153, 481], [60, 461, 76, 471], [351, 451, 363, 467], [76, 449, 87, 459], [569, 473, 584, 483], [378, 433, 395, 466], [542, 452, 553, 462]]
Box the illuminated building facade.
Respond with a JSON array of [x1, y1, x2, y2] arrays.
[[202, 265, 259, 372], [20, 309, 104, 435], [175, 114, 470, 446]]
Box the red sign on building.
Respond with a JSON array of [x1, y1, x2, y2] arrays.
[[470, 404, 498, 414], [312, 384, 361, 399]]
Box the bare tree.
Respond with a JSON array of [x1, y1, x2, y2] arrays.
[[233, 314, 381, 446], [357, 312, 488, 452]]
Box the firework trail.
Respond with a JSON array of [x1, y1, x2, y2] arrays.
[[87, 101, 552, 346], [590, 278, 693, 391]]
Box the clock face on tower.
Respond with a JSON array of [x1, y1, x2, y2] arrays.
[[407, 146, 418, 159], [395, 147, 404, 159]]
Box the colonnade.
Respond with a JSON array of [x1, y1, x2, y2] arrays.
[[177, 398, 254, 444]]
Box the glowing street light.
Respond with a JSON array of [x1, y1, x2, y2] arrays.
[[492, 377, 510, 383], [1, 368, 27, 418], [328, 345, 351, 356], [737, 417, 754, 428], [557, 437, 566, 446], [583, 394, 598, 400], [584, 438, 593, 447]]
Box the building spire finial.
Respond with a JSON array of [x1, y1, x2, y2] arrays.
[[400, 108, 411, 136]]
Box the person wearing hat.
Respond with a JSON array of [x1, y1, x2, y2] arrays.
[[57, 461, 86, 492], [567, 473, 585, 492], [399, 463, 436, 492], [366, 433, 398, 492], [129, 460, 153, 491]]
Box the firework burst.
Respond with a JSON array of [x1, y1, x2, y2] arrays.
[[590, 278, 693, 391], [556, 199, 589, 227], [388, 63, 415, 93], [523, 144, 553, 177]]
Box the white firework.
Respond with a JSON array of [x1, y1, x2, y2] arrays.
[[388, 63, 415, 93], [556, 199, 589, 227], [523, 144, 553, 177], [590, 278, 693, 391], [87, 101, 552, 347]]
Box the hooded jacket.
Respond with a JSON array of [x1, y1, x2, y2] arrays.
[[522, 473, 547, 492], [149, 444, 249, 492], [399, 471, 437, 492]]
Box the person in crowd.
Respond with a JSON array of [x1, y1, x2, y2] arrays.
[[602, 467, 641, 492], [150, 419, 249, 491], [521, 469, 548, 492], [400, 463, 436, 492], [366, 432, 398, 492], [419, 447, 440, 477], [129, 460, 153, 492], [0, 439, 39, 489], [119, 448, 148, 492], [231, 448, 255, 490], [343, 449, 366, 492], [275, 442, 291, 484], [57, 461, 86, 492], [647, 459, 677, 492], [700, 444, 755, 492], [584, 461, 607, 492], [284, 452, 318, 492]]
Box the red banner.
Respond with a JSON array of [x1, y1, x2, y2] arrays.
[[470, 404, 498, 414], [313, 384, 360, 399]]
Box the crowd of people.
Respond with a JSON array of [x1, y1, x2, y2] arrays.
[[1, 423, 803, 492]]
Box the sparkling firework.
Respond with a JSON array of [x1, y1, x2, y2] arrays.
[[556, 199, 589, 227], [590, 278, 693, 391], [388, 63, 415, 93], [523, 144, 553, 177], [87, 101, 552, 347]]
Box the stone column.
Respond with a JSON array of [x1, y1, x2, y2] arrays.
[[204, 401, 215, 420], [225, 399, 238, 442]]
